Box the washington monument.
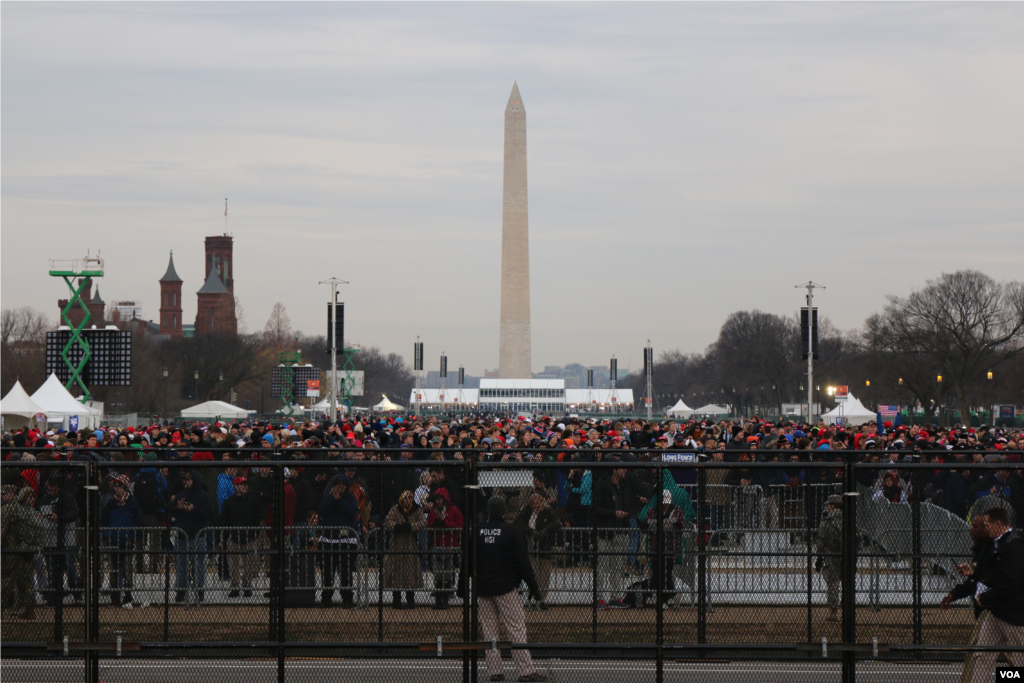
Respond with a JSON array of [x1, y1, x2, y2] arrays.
[[498, 82, 532, 379]]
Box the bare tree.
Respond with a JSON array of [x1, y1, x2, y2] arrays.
[[0, 307, 53, 395], [262, 302, 293, 348], [235, 297, 248, 334], [715, 310, 799, 415], [865, 271, 1024, 425]]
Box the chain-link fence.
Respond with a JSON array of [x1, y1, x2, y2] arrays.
[[2, 449, 1022, 683]]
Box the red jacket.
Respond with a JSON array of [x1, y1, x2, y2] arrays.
[[426, 488, 463, 548]]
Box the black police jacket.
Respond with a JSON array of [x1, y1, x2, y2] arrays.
[[461, 517, 540, 598]]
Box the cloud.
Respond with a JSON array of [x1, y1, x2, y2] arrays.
[[3, 2, 1022, 374]]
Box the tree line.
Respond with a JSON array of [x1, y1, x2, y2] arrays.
[[619, 270, 1024, 423], [3, 270, 1022, 422]]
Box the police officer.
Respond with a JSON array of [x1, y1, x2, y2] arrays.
[[463, 496, 546, 682], [814, 494, 843, 621], [1, 487, 48, 619]]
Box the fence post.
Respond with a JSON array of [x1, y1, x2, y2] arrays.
[[462, 458, 475, 683], [655, 465, 665, 683], [274, 464, 285, 683], [468, 458, 479, 683], [912, 467, 922, 652], [163, 482, 171, 642], [84, 462, 100, 683], [697, 467, 707, 653], [591, 467, 598, 644], [842, 456, 857, 683], [53, 466, 67, 644], [804, 477, 813, 647]]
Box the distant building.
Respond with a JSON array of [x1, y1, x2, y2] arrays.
[[158, 251, 184, 337], [194, 235, 236, 335]]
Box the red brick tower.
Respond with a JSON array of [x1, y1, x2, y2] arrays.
[[194, 241, 236, 337], [204, 235, 234, 296], [159, 250, 184, 337]]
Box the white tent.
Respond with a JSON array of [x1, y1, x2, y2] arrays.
[[665, 399, 694, 417], [30, 373, 100, 428], [307, 399, 348, 415], [373, 394, 404, 412], [693, 404, 731, 416], [1, 381, 48, 429], [180, 400, 249, 420], [822, 393, 876, 424]]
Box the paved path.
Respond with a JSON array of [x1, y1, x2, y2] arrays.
[[0, 658, 963, 683]]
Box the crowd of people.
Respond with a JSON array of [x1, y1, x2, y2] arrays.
[[2, 413, 1022, 618]]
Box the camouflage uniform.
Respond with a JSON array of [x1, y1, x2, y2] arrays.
[[814, 497, 843, 612], [1, 488, 48, 618]]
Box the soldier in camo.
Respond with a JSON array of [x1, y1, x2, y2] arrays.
[[814, 494, 843, 621], [1, 486, 48, 619]]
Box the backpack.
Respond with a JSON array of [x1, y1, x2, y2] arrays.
[[134, 472, 162, 515]]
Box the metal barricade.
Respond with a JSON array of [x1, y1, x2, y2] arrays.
[[96, 526, 186, 608]]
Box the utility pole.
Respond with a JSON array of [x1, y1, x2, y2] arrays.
[[644, 341, 654, 421], [413, 337, 424, 417], [796, 282, 825, 424], [320, 278, 348, 424]]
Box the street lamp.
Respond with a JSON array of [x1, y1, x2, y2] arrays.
[[194, 370, 199, 401], [987, 371, 994, 424], [162, 368, 168, 421]]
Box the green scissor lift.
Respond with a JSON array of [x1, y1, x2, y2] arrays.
[[49, 257, 104, 403]]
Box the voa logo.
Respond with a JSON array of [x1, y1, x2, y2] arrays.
[[998, 671, 1021, 679]]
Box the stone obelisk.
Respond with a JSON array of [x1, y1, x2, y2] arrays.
[[498, 82, 532, 379]]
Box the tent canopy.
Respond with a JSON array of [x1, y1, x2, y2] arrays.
[[308, 399, 348, 415], [30, 374, 100, 417], [180, 400, 249, 419], [665, 399, 694, 417], [373, 394, 403, 412], [821, 393, 876, 423], [1, 381, 47, 419], [693, 404, 730, 416]]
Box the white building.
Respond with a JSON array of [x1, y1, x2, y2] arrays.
[[409, 379, 635, 414]]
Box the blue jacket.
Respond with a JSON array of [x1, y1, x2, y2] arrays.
[[216, 472, 236, 514], [317, 489, 360, 535], [101, 496, 144, 547]]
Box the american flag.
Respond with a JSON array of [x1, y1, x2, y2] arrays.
[[877, 405, 899, 417]]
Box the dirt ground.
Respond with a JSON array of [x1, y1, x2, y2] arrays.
[[1, 604, 976, 646]]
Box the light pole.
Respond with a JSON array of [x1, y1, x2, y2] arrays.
[[796, 281, 825, 422], [987, 371, 993, 425], [162, 367, 168, 422], [320, 277, 349, 424], [194, 370, 199, 402]]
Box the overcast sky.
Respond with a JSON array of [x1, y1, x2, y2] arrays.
[[3, 2, 1022, 375]]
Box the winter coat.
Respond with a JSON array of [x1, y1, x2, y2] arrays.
[[101, 496, 144, 548], [170, 485, 214, 539], [383, 504, 427, 589], [425, 488, 463, 548], [219, 492, 265, 543], [513, 504, 562, 553]]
